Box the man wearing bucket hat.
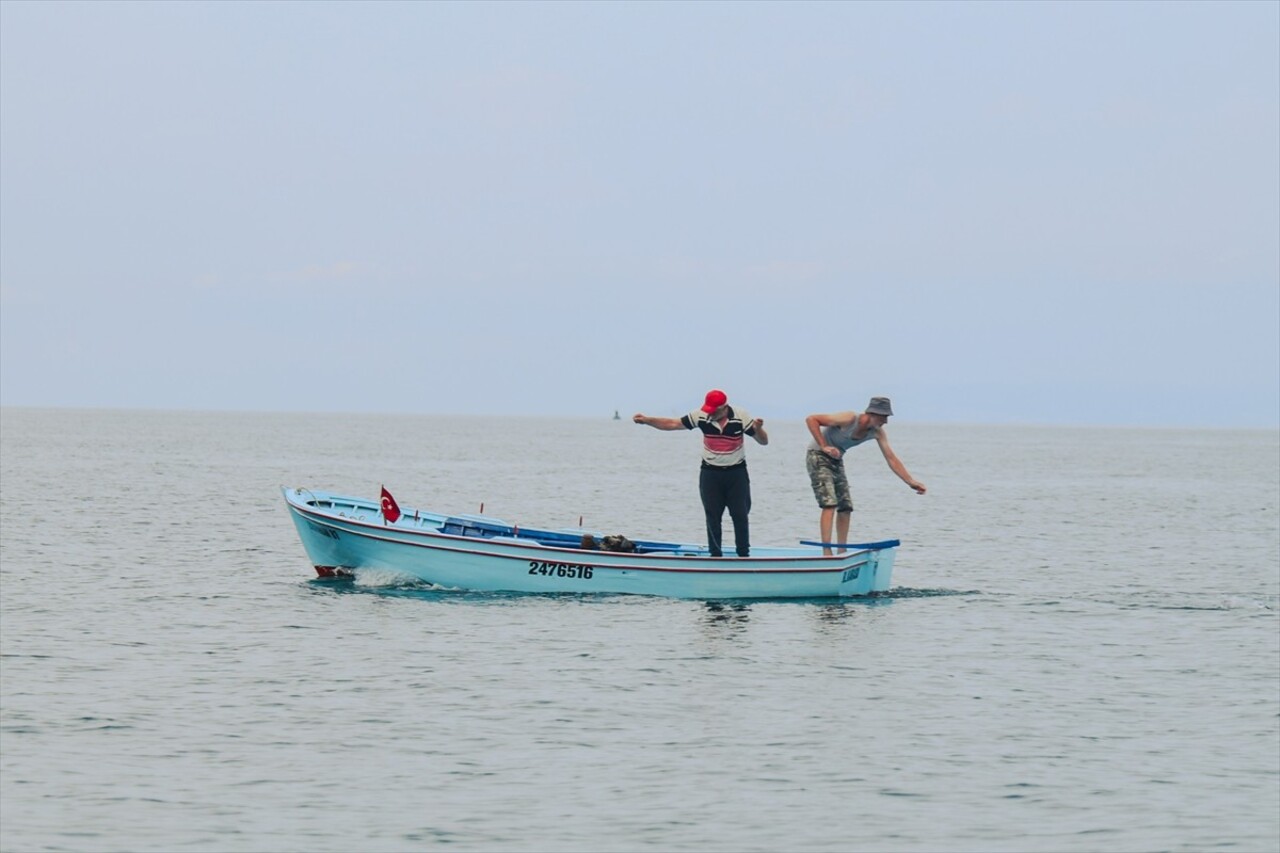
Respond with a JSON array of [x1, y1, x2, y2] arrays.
[[634, 389, 768, 557], [804, 396, 926, 555]]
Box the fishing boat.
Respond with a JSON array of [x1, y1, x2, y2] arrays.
[[282, 487, 899, 599]]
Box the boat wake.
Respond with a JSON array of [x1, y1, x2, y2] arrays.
[[878, 587, 983, 599]]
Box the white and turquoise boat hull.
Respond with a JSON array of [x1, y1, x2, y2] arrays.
[[282, 488, 898, 600]]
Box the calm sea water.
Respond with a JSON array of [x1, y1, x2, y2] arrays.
[[1, 408, 1277, 853]]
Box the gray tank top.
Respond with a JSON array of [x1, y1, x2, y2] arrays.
[[808, 420, 879, 454]]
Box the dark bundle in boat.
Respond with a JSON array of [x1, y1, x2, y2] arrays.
[[580, 533, 637, 552]]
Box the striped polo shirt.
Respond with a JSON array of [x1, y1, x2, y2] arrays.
[[681, 406, 757, 467]]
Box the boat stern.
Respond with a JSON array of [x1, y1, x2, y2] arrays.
[[836, 543, 897, 596]]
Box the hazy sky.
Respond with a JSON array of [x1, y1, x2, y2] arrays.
[[2, 0, 1277, 427]]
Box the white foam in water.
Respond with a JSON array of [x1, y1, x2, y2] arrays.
[[350, 568, 419, 588]]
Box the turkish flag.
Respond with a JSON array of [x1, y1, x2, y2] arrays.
[[380, 485, 401, 524]]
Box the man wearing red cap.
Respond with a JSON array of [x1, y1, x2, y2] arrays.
[[633, 389, 768, 557]]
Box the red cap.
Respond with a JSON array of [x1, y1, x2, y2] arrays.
[[701, 389, 728, 414]]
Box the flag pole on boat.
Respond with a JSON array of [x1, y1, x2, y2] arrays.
[[380, 485, 401, 525]]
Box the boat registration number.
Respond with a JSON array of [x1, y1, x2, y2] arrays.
[[841, 566, 861, 582], [529, 560, 595, 580]]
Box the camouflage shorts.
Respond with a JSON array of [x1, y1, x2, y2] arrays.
[[806, 448, 853, 511]]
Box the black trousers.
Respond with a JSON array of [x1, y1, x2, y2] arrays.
[[699, 462, 751, 557]]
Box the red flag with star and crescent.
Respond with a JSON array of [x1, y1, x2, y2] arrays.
[[380, 485, 401, 524]]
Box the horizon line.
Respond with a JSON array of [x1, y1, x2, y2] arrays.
[[1, 403, 1276, 432]]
